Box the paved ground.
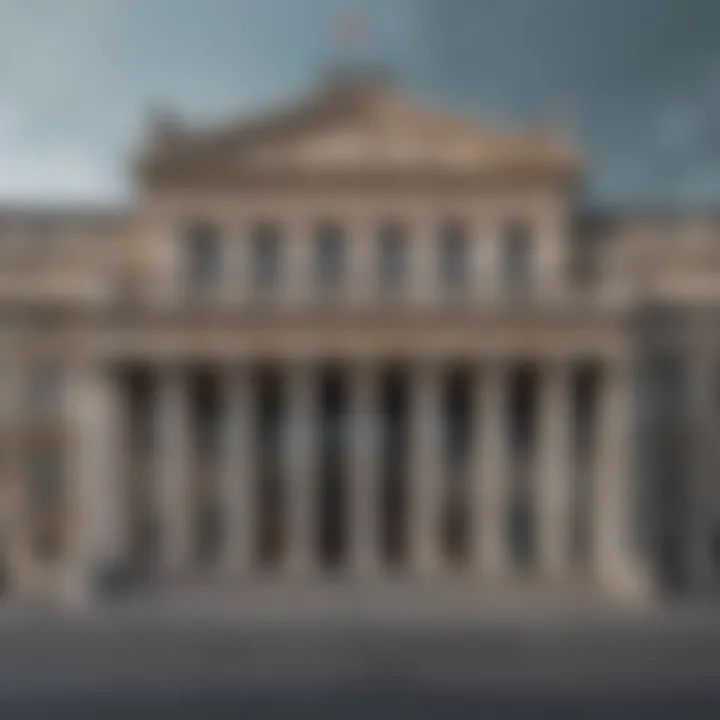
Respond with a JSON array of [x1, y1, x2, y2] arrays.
[[1, 585, 720, 718]]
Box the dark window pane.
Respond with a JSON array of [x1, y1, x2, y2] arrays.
[[30, 448, 64, 509], [378, 222, 407, 291], [316, 222, 345, 291], [439, 220, 468, 289], [252, 222, 282, 292], [30, 365, 64, 416], [187, 222, 222, 290], [504, 222, 533, 292]]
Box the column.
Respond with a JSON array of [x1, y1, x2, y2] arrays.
[[472, 361, 510, 576], [283, 362, 318, 576], [408, 361, 443, 575], [536, 213, 567, 302], [537, 361, 572, 577], [350, 218, 375, 308], [156, 222, 183, 307], [220, 365, 256, 574], [348, 362, 380, 576], [286, 219, 310, 307], [485, 222, 504, 305], [470, 219, 488, 305], [68, 365, 129, 601], [412, 218, 436, 306], [221, 226, 243, 306], [594, 359, 646, 596], [156, 367, 192, 574]]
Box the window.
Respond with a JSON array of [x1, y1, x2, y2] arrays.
[[315, 222, 345, 292], [31, 217, 57, 249], [252, 222, 282, 293], [503, 221, 533, 293], [439, 220, 469, 290], [30, 365, 64, 416], [30, 447, 64, 514], [187, 221, 222, 291], [30, 446, 65, 563], [378, 221, 407, 292]]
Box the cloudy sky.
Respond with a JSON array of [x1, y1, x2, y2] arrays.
[[0, 0, 719, 207]]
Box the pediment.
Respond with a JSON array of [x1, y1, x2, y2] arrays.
[[239, 125, 519, 171], [139, 79, 581, 185]]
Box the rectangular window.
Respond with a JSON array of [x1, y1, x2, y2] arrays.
[[439, 220, 469, 291], [29, 444, 65, 562], [187, 221, 222, 291], [30, 365, 64, 417], [30, 447, 64, 510], [252, 222, 282, 294], [315, 222, 345, 292], [504, 221, 533, 294], [378, 221, 407, 292]]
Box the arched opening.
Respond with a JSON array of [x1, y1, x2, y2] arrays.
[[379, 367, 410, 570], [508, 364, 538, 572], [317, 367, 348, 571], [255, 368, 285, 570], [441, 367, 472, 566]]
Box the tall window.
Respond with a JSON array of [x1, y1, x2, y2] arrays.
[[439, 220, 469, 291], [187, 221, 222, 291], [30, 364, 64, 417], [30, 447, 65, 562], [252, 222, 282, 294], [378, 221, 407, 293], [315, 222, 346, 292], [503, 221, 533, 294], [30, 448, 64, 510]]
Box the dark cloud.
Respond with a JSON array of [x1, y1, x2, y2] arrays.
[[0, 0, 718, 204], [409, 0, 720, 206]]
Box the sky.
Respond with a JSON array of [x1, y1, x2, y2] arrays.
[[0, 0, 719, 207]]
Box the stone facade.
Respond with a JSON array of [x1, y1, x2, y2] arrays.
[[0, 75, 717, 603]]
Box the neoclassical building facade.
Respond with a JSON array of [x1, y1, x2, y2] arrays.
[[0, 75, 717, 602]]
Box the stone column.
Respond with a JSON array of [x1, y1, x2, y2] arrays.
[[350, 218, 375, 308], [412, 218, 436, 307], [286, 219, 310, 307], [472, 361, 510, 577], [485, 222, 504, 305], [284, 362, 318, 576], [348, 362, 380, 576], [537, 361, 572, 577], [220, 365, 256, 574], [220, 226, 242, 306], [408, 361, 443, 575], [69, 365, 129, 600], [159, 222, 184, 307], [594, 358, 645, 596], [156, 367, 192, 575], [470, 219, 488, 305]]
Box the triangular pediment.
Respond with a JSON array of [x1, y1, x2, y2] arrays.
[[139, 77, 581, 186]]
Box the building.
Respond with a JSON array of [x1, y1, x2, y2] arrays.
[[0, 74, 718, 603]]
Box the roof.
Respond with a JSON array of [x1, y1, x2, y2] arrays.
[[138, 76, 582, 190]]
